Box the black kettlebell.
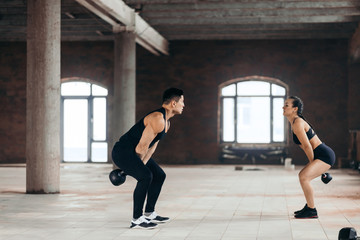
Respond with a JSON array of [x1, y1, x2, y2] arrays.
[[338, 227, 358, 240], [321, 172, 332, 184], [109, 169, 126, 186]]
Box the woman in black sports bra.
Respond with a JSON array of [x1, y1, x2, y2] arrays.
[[283, 96, 335, 219]]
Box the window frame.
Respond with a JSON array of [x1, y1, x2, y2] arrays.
[[218, 76, 288, 147], [60, 80, 108, 163]]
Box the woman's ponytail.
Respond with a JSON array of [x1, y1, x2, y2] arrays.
[[289, 96, 314, 129]]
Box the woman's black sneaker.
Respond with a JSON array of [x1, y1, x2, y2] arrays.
[[295, 207, 318, 219], [294, 204, 308, 215]]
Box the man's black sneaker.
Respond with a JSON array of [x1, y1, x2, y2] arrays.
[[145, 211, 170, 223], [295, 207, 318, 219], [130, 216, 157, 229], [294, 204, 308, 215]]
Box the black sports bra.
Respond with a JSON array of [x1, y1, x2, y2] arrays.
[[292, 117, 316, 145], [293, 128, 316, 145]]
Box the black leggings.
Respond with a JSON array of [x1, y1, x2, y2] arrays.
[[112, 142, 166, 219]]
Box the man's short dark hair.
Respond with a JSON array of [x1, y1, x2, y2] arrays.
[[162, 88, 183, 104]]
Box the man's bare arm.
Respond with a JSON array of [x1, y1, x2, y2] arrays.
[[143, 141, 159, 165], [135, 113, 164, 163]]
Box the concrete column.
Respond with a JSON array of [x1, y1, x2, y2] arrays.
[[26, 0, 61, 193], [112, 32, 136, 147]]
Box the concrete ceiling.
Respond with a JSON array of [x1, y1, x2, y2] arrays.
[[1, 0, 360, 42], [124, 0, 360, 40]]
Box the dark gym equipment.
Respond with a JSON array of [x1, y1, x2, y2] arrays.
[[321, 172, 332, 184], [109, 169, 126, 186], [338, 227, 358, 240], [219, 145, 288, 164]]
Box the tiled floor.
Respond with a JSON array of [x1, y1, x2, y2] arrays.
[[0, 164, 359, 240]]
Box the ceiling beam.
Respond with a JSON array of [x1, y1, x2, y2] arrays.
[[0, 0, 358, 43], [126, 1, 360, 10], [76, 0, 168, 55], [75, 0, 119, 25], [134, 14, 168, 55], [154, 22, 358, 31], [140, 8, 360, 19], [159, 28, 355, 36], [164, 32, 352, 40], [92, 0, 135, 26], [124, 0, 359, 3], [147, 15, 360, 25]]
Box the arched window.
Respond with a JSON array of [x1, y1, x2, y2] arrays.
[[61, 81, 108, 163], [220, 77, 287, 144]]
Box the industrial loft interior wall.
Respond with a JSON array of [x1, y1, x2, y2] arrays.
[[1, 39, 359, 165]]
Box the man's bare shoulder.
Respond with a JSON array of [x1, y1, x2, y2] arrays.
[[146, 112, 165, 132]]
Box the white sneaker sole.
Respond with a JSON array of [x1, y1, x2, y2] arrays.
[[130, 224, 157, 229], [145, 218, 170, 223]]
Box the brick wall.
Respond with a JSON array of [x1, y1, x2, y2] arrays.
[[0, 43, 26, 163], [348, 61, 360, 130], [0, 39, 353, 165], [136, 40, 349, 165]]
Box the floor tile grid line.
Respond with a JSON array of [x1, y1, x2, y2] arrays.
[[317, 184, 347, 240], [232, 170, 267, 239], [184, 169, 248, 240], [150, 187, 202, 240], [285, 169, 331, 240], [26, 196, 109, 240], [151, 169, 223, 240], [283, 169, 307, 240], [317, 170, 359, 240], [258, 170, 288, 240], [318, 219, 333, 240], [218, 170, 257, 240], [116, 168, 200, 238], [1, 165, 359, 240], [334, 201, 357, 229], [270, 172, 294, 240], [319, 189, 354, 240], [284, 177, 296, 240], [183, 176, 229, 240], [255, 199, 266, 240], [286, 169, 343, 240], [280, 169, 329, 239]]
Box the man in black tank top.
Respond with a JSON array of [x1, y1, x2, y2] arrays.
[[111, 88, 184, 229]]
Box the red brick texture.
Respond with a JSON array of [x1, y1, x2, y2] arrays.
[[0, 39, 357, 165]]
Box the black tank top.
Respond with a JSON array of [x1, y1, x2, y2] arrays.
[[119, 108, 167, 148]]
